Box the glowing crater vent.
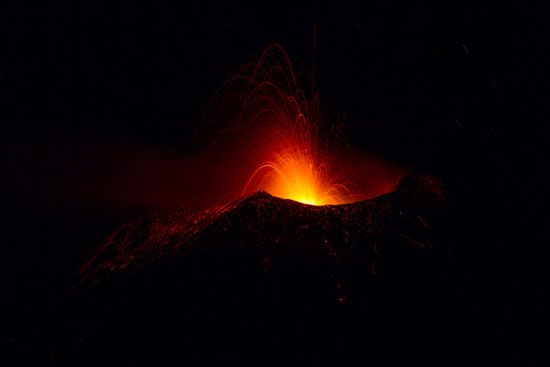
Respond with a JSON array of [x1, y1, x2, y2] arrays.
[[200, 44, 397, 206], [244, 129, 354, 206], [234, 45, 361, 205]]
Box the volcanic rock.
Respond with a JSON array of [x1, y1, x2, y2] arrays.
[[56, 175, 448, 366]]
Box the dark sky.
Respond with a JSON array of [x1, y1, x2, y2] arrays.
[[1, 0, 546, 347]]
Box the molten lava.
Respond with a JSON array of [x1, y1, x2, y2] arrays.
[[195, 44, 402, 207], [242, 118, 357, 206], [245, 154, 348, 206]]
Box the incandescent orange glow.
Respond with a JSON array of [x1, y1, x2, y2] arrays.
[[241, 114, 357, 205], [235, 46, 361, 205], [251, 161, 342, 206], [244, 152, 351, 206], [198, 44, 398, 206]]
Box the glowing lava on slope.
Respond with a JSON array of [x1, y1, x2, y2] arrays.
[[200, 44, 387, 206]]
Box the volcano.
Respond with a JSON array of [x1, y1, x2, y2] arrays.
[[75, 175, 445, 288], [43, 175, 449, 366]]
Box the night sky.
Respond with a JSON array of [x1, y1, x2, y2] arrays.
[[1, 0, 546, 364]]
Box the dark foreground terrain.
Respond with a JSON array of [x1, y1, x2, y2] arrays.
[[10, 175, 456, 366], [7, 174, 539, 366]]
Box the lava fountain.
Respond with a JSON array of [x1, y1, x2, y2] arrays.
[[194, 44, 404, 207], [199, 44, 374, 205]]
